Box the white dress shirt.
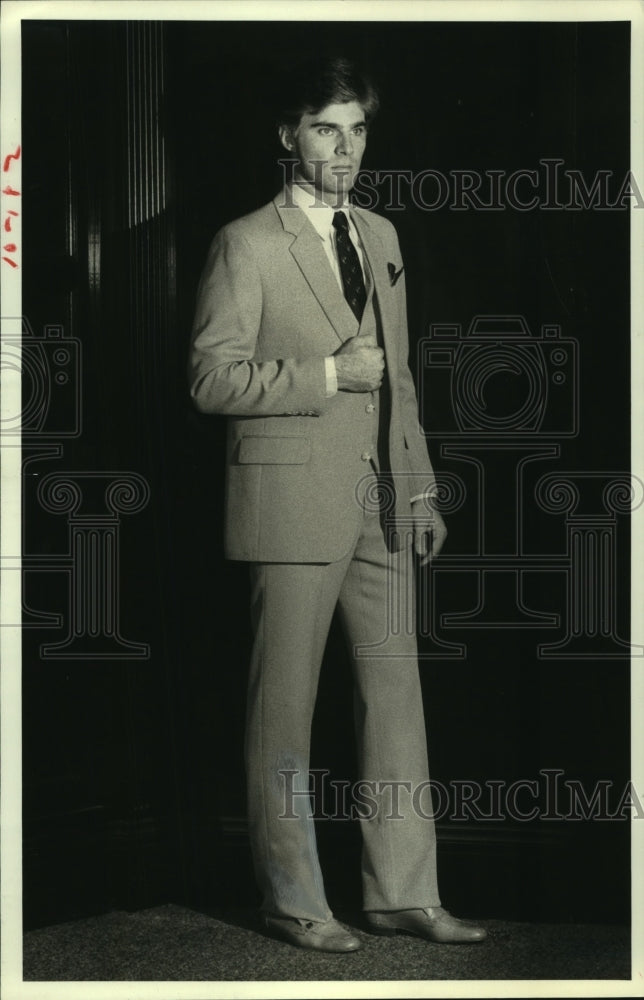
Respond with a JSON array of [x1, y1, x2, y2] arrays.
[[290, 182, 369, 397]]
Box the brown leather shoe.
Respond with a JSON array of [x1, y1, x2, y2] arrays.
[[366, 906, 487, 943], [263, 914, 362, 952]]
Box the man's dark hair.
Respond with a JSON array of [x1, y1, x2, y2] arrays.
[[274, 54, 380, 130]]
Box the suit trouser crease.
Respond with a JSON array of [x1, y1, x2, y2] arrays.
[[246, 561, 338, 921], [245, 511, 440, 922]]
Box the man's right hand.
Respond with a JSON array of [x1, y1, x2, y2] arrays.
[[333, 334, 385, 392]]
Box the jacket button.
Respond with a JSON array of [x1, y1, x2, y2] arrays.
[[361, 451, 371, 461], [365, 403, 375, 413]]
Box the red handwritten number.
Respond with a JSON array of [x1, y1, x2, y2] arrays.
[[3, 146, 21, 172], [2, 148, 21, 267]]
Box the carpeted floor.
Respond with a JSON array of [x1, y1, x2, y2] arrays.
[[22, 904, 631, 982]]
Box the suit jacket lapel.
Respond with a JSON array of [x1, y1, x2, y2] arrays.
[[273, 194, 358, 344], [350, 209, 400, 376]]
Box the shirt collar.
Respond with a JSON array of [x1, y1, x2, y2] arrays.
[[289, 180, 352, 243]]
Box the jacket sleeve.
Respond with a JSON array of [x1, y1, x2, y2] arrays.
[[391, 239, 437, 495], [188, 226, 330, 417]]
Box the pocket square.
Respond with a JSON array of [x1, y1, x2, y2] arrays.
[[388, 262, 404, 286]]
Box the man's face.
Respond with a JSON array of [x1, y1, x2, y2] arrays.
[[279, 100, 368, 204]]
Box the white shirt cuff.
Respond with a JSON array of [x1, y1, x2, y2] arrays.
[[410, 489, 439, 504], [324, 356, 338, 396]]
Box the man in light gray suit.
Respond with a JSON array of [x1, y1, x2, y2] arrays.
[[189, 55, 486, 953]]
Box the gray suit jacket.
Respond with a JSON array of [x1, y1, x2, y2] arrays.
[[189, 190, 436, 562]]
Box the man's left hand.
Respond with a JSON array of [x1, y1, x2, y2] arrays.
[[411, 499, 447, 567]]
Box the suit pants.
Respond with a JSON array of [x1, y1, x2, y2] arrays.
[[245, 504, 441, 923]]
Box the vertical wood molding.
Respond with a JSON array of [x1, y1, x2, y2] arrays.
[[121, 22, 177, 461], [126, 22, 167, 228]]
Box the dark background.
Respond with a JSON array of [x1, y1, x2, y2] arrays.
[[20, 19, 631, 931]]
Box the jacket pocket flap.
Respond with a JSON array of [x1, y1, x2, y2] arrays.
[[237, 435, 311, 465]]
